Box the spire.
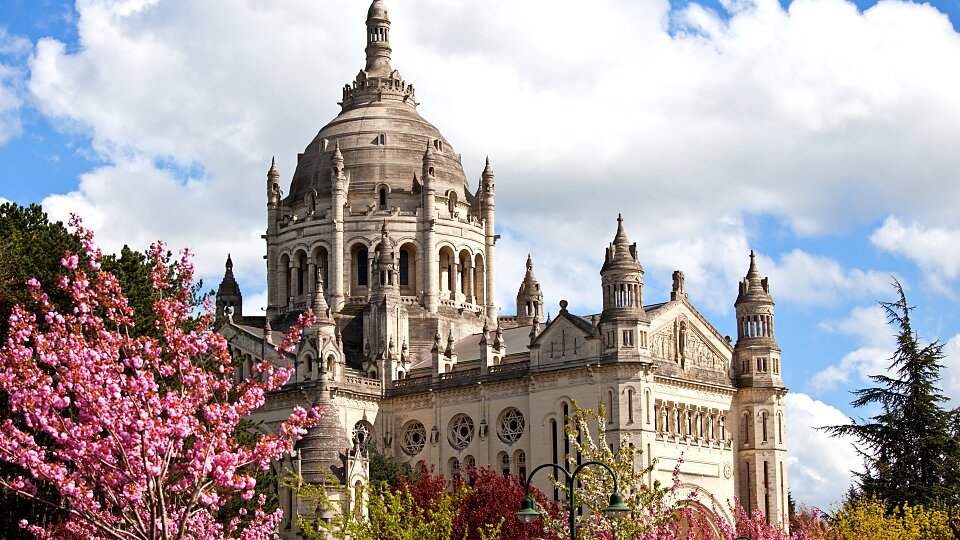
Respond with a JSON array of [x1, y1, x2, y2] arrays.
[[445, 330, 455, 358], [313, 268, 331, 319], [267, 157, 280, 206], [332, 140, 344, 171], [493, 325, 504, 350], [264, 319, 273, 346], [482, 156, 493, 178], [216, 253, 242, 318], [736, 250, 773, 306], [601, 213, 643, 274], [364, 0, 392, 77], [516, 254, 544, 325]]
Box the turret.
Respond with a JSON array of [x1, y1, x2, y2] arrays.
[[734, 250, 781, 385], [481, 157, 497, 324], [331, 141, 347, 311], [215, 254, 243, 319], [364, 0, 392, 77], [516, 254, 544, 326], [265, 159, 281, 315], [598, 214, 645, 360], [421, 143, 439, 313], [733, 250, 788, 530], [267, 157, 280, 209]]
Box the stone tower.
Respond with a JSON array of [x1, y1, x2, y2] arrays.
[[515, 255, 544, 326], [599, 214, 647, 361], [733, 251, 788, 530], [215, 254, 242, 318]]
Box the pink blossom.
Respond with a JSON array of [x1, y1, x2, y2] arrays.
[[0, 217, 319, 540]]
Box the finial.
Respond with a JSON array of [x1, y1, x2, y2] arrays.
[[423, 141, 434, 161], [267, 156, 279, 177], [525, 254, 533, 271], [333, 140, 343, 161], [381, 221, 388, 236], [225, 253, 233, 270], [264, 319, 274, 345], [482, 156, 494, 177]]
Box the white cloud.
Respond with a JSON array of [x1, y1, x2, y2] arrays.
[[871, 216, 960, 291], [760, 249, 891, 307], [0, 27, 28, 145], [812, 305, 893, 392], [785, 392, 861, 510], [21, 0, 960, 312], [0, 197, 11, 205], [942, 334, 960, 406]]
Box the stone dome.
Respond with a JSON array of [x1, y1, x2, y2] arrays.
[[284, 0, 472, 209], [285, 104, 471, 205]]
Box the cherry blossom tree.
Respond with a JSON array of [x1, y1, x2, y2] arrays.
[[0, 216, 319, 540]]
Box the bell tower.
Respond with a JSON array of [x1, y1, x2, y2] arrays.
[[733, 251, 788, 530], [598, 214, 646, 361]]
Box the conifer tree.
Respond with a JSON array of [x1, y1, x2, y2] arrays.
[[823, 281, 960, 509]]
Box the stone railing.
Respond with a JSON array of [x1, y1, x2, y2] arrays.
[[392, 375, 432, 391], [342, 374, 382, 394]]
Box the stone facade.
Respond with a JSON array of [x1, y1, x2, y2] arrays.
[[216, 0, 789, 535]]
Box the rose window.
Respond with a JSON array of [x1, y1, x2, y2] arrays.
[[497, 408, 525, 444], [401, 420, 426, 456], [447, 414, 474, 450]]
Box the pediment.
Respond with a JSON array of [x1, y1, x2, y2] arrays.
[[647, 301, 732, 373]]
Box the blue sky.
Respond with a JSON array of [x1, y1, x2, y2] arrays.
[[2, 0, 960, 511]]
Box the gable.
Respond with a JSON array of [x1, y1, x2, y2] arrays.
[[648, 302, 733, 375], [534, 314, 597, 365]]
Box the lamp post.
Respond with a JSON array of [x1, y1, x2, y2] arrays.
[[515, 461, 630, 540]]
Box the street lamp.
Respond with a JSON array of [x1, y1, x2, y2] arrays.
[[515, 461, 630, 539]]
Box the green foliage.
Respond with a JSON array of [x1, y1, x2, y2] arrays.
[[822, 281, 960, 509], [547, 401, 678, 539], [0, 202, 83, 338], [290, 476, 500, 540], [368, 443, 413, 488]]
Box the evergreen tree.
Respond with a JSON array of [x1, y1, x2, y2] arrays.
[[823, 281, 960, 509]]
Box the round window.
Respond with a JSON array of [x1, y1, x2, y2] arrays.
[[447, 414, 475, 450], [497, 407, 525, 444], [401, 420, 426, 456]]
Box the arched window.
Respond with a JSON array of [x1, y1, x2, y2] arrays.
[[499, 452, 510, 476], [762, 412, 769, 442], [354, 246, 369, 288], [627, 389, 634, 424], [515, 450, 527, 482], [449, 457, 461, 478], [399, 249, 409, 286], [379, 187, 387, 208], [607, 390, 614, 424], [778, 412, 783, 443], [741, 413, 750, 444], [645, 390, 651, 424]]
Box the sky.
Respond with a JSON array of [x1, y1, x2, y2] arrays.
[[2, 0, 960, 512]]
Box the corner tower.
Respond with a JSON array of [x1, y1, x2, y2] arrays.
[[733, 251, 788, 530], [599, 214, 646, 361]]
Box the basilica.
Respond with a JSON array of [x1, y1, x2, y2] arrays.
[[215, 1, 789, 535]]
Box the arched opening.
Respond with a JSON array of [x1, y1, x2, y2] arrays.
[[438, 246, 456, 300], [303, 354, 313, 381], [627, 389, 634, 424], [498, 451, 510, 476], [279, 253, 291, 304], [448, 457, 460, 478], [399, 242, 417, 294], [294, 250, 307, 299], [379, 187, 388, 209], [741, 413, 750, 445], [326, 355, 336, 379], [457, 249, 471, 302], [312, 246, 329, 292], [351, 243, 369, 293], [514, 450, 526, 482], [473, 254, 485, 306]]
